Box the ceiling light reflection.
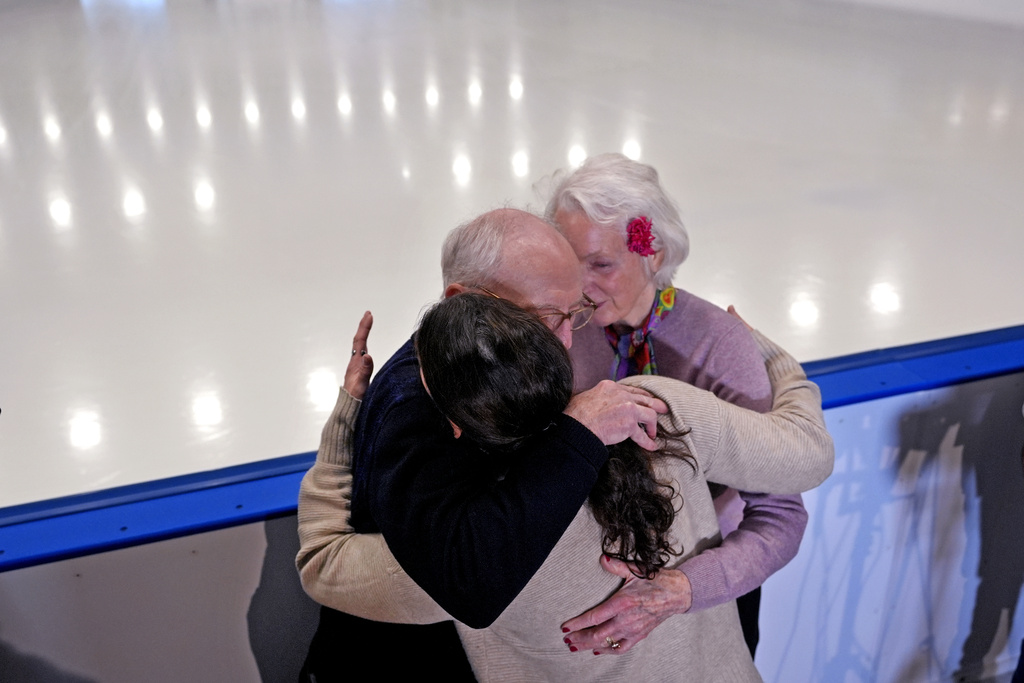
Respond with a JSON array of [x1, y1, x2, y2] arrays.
[[192, 393, 223, 427], [509, 78, 523, 100], [147, 108, 164, 132], [382, 90, 396, 114], [789, 298, 819, 327], [49, 196, 71, 227], [468, 82, 482, 106], [291, 98, 307, 121], [512, 150, 529, 178], [82, 0, 165, 9], [990, 101, 1009, 124], [44, 116, 61, 142], [196, 105, 212, 129], [245, 101, 260, 125], [622, 139, 641, 160], [307, 370, 340, 412], [869, 282, 900, 314], [96, 113, 113, 138], [426, 86, 439, 107], [123, 188, 146, 219], [338, 94, 352, 116], [453, 154, 471, 186], [568, 145, 587, 168], [947, 97, 964, 126], [0, 125, 7, 147], [402, 166, 411, 179], [194, 180, 215, 211], [70, 411, 102, 449]]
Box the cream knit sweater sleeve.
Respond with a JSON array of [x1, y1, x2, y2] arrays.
[[295, 388, 451, 624], [625, 329, 834, 494]]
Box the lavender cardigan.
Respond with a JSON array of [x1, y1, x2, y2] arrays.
[[569, 289, 808, 611]]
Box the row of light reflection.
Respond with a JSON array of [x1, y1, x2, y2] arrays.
[[67, 368, 343, 450], [3, 76, 642, 227], [40, 141, 619, 228], [2, 70, 1014, 226], [47, 180, 217, 228], [65, 281, 903, 450], [787, 282, 901, 329], [0, 81, 1014, 161], [0, 77, 526, 149]]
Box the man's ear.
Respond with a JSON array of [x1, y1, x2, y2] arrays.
[[449, 420, 463, 439], [444, 283, 468, 298]]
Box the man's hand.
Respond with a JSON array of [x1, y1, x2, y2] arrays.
[[343, 311, 374, 400], [564, 381, 668, 451], [560, 556, 693, 655]]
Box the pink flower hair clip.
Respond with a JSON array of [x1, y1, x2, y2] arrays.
[[626, 216, 656, 256]]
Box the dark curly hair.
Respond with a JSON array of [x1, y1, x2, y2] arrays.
[[416, 292, 693, 576], [589, 437, 694, 578]]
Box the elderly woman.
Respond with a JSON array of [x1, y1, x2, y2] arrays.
[[543, 153, 807, 655], [298, 294, 833, 681]]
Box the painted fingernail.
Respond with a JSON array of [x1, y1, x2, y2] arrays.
[[569, 646, 578, 652], [562, 627, 570, 633], [563, 637, 572, 645], [593, 651, 601, 656]]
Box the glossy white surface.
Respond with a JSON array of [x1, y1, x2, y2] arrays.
[[2, 0, 1022, 508]]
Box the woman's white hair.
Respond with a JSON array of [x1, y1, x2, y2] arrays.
[[542, 153, 689, 289]]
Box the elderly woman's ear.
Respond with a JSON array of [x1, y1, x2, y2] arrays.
[[650, 248, 666, 273]]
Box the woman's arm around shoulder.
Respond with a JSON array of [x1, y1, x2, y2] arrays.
[[295, 311, 450, 625], [623, 329, 834, 494], [295, 386, 451, 624]]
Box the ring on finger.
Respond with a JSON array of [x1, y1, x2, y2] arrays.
[[605, 637, 620, 650]]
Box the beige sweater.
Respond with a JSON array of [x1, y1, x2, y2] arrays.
[[296, 330, 834, 682]]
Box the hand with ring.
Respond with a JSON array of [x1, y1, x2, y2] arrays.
[[343, 311, 374, 400], [560, 555, 693, 655]]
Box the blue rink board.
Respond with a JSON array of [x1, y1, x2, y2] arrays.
[[2, 324, 1023, 573]]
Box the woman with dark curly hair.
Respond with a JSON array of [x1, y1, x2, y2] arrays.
[[297, 293, 833, 681], [415, 292, 695, 580]]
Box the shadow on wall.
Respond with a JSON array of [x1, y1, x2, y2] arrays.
[[761, 372, 1024, 683], [873, 375, 1021, 681], [247, 515, 320, 683], [943, 383, 1024, 683], [0, 639, 96, 682]]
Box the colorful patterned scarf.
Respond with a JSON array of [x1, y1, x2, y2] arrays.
[[605, 287, 676, 380]]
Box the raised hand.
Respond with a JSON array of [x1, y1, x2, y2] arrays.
[[343, 311, 374, 400]]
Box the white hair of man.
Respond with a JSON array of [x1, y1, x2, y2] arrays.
[[542, 153, 690, 289], [441, 208, 547, 290]]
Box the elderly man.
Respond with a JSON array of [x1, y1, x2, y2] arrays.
[[300, 208, 668, 680]]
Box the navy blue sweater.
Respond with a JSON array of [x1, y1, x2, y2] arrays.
[[349, 337, 608, 628]]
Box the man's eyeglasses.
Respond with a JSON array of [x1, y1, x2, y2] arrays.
[[477, 287, 598, 332]]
